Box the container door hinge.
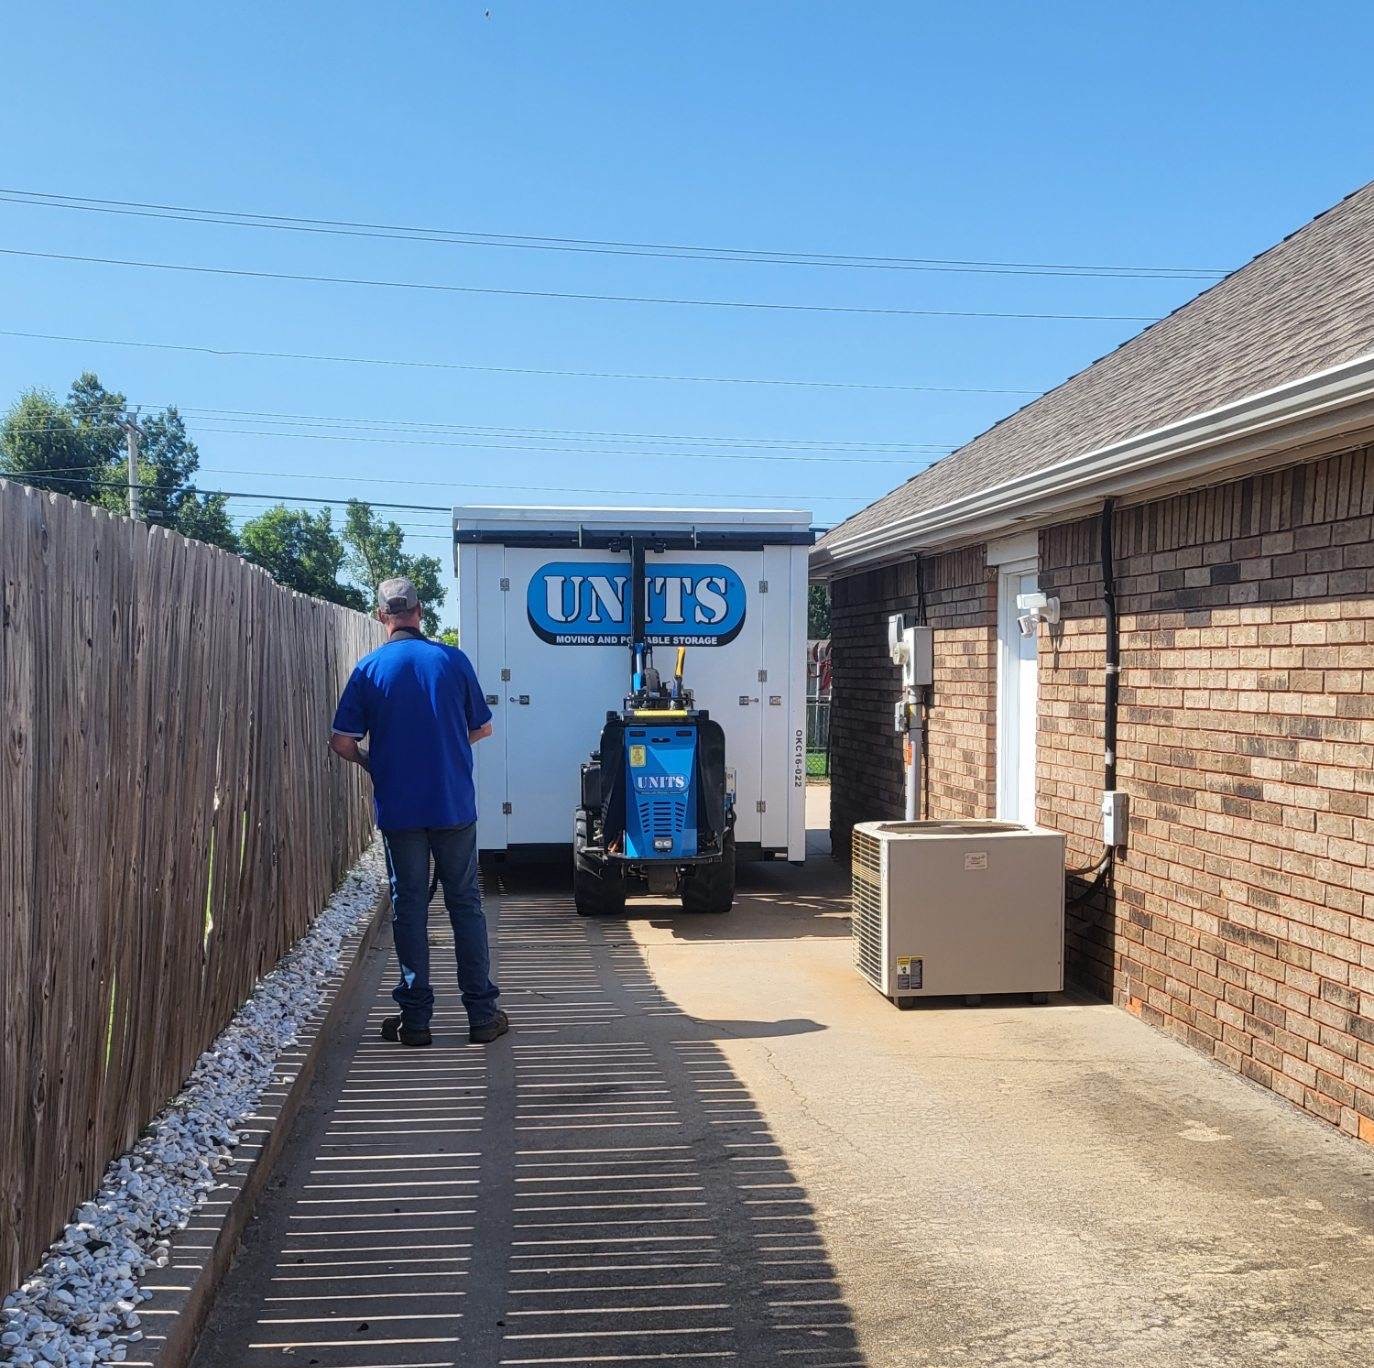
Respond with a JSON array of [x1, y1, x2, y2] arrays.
[[759, 579, 769, 593], [500, 668, 512, 681], [499, 577, 511, 591], [756, 800, 767, 813], [757, 668, 768, 682], [502, 801, 512, 815]]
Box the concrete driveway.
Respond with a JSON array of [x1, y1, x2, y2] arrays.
[[192, 788, 1373, 1368]]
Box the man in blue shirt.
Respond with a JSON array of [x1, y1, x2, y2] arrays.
[[330, 577, 507, 1047]]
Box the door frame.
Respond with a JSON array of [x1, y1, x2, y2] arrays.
[[470, 543, 509, 851], [995, 557, 1040, 823]]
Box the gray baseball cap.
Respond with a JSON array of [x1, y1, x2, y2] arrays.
[[378, 577, 420, 612]]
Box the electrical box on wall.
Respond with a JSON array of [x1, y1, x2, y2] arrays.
[[888, 615, 933, 688], [1102, 790, 1129, 848]]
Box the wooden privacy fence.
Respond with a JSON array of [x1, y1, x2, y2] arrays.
[[0, 479, 385, 1290]]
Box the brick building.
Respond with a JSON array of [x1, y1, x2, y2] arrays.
[[812, 184, 1374, 1143]]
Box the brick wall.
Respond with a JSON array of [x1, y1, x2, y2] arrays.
[[828, 547, 995, 861], [828, 561, 910, 861], [1039, 443, 1374, 1142], [925, 548, 998, 822], [828, 439, 1374, 1143], [1037, 517, 1115, 993]]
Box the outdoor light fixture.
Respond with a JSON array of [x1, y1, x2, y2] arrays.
[[1015, 590, 1060, 637]]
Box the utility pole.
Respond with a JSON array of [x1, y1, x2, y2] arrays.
[[123, 409, 142, 519]]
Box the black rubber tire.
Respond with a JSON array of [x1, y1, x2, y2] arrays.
[[574, 865, 626, 917], [681, 830, 736, 914], [573, 808, 626, 917], [895, 997, 917, 1011]]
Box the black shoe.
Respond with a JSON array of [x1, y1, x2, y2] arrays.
[[381, 1015, 432, 1047], [469, 1009, 509, 1045]]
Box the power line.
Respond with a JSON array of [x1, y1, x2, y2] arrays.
[[224, 518, 451, 546], [1, 470, 449, 513], [0, 246, 1161, 323], [9, 463, 447, 514], [224, 511, 450, 534], [0, 188, 1228, 280], [161, 404, 952, 453], [161, 422, 945, 467], [0, 327, 1043, 395], [6, 471, 835, 540], [7, 468, 842, 539], [195, 463, 892, 502], [1, 418, 948, 466], [3, 468, 868, 507]]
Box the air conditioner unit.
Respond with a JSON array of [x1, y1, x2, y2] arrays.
[[852, 819, 1065, 1008]]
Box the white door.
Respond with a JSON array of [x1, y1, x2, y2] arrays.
[[502, 547, 626, 846], [997, 565, 1039, 824], [759, 541, 806, 854], [682, 558, 765, 847], [468, 545, 510, 850]]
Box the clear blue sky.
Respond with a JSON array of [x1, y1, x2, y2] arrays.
[[3, 2, 1372, 627]]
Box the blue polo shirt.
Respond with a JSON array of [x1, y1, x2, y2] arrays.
[[332, 634, 493, 831]]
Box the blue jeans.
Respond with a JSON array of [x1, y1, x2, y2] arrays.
[[381, 824, 501, 1030]]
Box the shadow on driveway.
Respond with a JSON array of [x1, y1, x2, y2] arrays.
[[187, 862, 866, 1368]]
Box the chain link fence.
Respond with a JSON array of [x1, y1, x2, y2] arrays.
[[806, 697, 831, 778]]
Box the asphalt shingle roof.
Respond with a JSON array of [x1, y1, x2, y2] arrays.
[[816, 182, 1374, 558]]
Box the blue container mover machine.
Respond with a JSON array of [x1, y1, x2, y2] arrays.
[[576, 611, 734, 913], [452, 507, 815, 913]]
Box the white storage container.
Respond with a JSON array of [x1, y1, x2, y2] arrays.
[[453, 506, 813, 862]]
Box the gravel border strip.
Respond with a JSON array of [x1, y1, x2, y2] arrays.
[[1, 839, 390, 1368]]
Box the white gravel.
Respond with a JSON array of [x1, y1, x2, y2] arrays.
[[0, 839, 387, 1367]]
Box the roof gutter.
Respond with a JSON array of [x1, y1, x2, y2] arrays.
[[811, 350, 1374, 577]]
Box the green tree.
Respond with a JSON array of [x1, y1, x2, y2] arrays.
[[807, 583, 831, 639], [1, 372, 238, 550], [134, 407, 237, 550], [342, 500, 405, 590], [175, 491, 239, 553], [0, 389, 100, 500], [341, 499, 448, 634], [136, 407, 200, 502], [436, 627, 461, 647], [67, 371, 127, 475], [69, 375, 236, 548], [391, 553, 446, 636], [3, 372, 410, 612], [240, 505, 367, 610]]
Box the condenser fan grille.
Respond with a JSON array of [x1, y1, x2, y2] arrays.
[[851, 827, 884, 987]]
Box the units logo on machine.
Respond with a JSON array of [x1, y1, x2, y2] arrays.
[[634, 773, 689, 791], [527, 561, 748, 646]]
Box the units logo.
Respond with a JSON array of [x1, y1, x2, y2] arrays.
[[634, 774, 689, 791], [527, 561, 747, 646]]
